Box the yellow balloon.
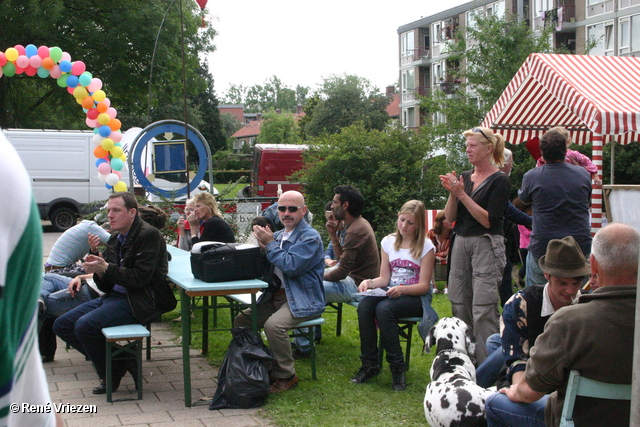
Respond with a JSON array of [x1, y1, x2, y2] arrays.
[[101, 138, 114, 151], [93, 90, 106, 102], [97, 113, 110, 126], [73, 86, 88, 99], [119, 154, 127, 162], [5, 48, 18, 62], [110, 146, 124, 158], [114, 181, 127, 192]]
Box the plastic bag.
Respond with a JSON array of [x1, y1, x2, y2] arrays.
[[209, 327, 274, 410]]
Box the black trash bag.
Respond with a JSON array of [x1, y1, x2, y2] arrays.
[[209, 327, 274, 410]]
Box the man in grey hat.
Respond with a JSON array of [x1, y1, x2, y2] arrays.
[[476, 235, 590, 392], [485, 223, 639, 427]]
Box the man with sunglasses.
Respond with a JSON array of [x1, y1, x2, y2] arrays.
[[323, 185, 380, 304], [235, 190, 325, 393]]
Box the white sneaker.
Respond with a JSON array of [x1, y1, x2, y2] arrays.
[[443, 288, 449, 295], [433, 288, 439, 294]]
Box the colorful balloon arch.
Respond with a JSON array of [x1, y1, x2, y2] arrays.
[[0, 44, 127, 192]]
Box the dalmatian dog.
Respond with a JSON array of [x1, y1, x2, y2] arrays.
[[423, 317, 494, 427]]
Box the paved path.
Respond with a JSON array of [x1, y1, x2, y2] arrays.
[[42, 225, 274, 427]]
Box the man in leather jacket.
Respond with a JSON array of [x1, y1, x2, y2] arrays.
[[54, 192, 176, 395]]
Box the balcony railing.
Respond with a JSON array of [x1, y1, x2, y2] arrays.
[[401, 86, 431, 102], [401, 47, 431, 65]]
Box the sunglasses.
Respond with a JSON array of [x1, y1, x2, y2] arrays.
[[277, 205, 304, 213], [473, 127, 491, 141]]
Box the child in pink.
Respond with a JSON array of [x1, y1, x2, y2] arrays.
[[537, 126, 602, 187]]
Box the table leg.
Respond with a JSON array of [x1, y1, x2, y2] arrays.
[[251, 292, 258, 333], [202, 296, 209, 355], [181, 289, 192, 407]]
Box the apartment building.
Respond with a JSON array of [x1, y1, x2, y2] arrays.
[[398, 0, 640, 129]]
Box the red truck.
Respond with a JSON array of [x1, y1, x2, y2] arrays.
[[240, 144, 308, 198]]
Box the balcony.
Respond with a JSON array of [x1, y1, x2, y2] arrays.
[[401, 86, 431, 102], [401, 47, 431, 65], [438, 80, 460, 94]]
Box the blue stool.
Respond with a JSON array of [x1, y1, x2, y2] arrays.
[[102, 324, 150, 402], [289, 317, 325, 380]]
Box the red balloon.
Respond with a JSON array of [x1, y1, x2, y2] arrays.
[[87, 108, 99, 120], [25, 65, 37, 76]]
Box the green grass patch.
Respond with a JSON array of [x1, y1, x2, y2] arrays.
[[168, 283, 453, 427]]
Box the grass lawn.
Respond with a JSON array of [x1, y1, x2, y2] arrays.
[[168, 282, 453, 427]]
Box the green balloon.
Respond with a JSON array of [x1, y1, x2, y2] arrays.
[[3, 62, 16, 77], [57, 74, 69, 88], [50, 46, 63, 63]]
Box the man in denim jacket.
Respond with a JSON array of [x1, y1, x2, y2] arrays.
[[234, 190, 325, 393]]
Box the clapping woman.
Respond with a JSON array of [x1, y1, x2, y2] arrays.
[[439, 127, 510, 363], [350, 200, 436, 391]]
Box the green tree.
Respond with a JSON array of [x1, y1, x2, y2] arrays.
[[419, 13, 555, 177], [304, 74, 390, 137], [258, 109, 301, 145], [294, 123, 447, 239], [222, 76, 308, 113], [0, 0, 217, 131]]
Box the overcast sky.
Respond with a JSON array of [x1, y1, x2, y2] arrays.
[[205, 1, 468, 98]]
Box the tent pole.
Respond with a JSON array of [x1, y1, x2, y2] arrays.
[[591, 134, 603, 233], [610, 141, 615, 185]]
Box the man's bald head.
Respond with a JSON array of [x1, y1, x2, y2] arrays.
[[277, 191, 307, 231]]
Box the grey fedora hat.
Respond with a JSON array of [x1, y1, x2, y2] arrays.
[[538, 235, 591, 277]]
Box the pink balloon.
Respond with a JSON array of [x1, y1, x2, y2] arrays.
[[61, 51, 71, 62], [102, 98, 111, 108], [29, 55, 42, 68], [71, 61, 86, 76], [38, 46, 49, 59], [106, 107, 117, 119], [109, 131, 122, 143], [0, 52, 6, 66], [85, 117, 98, 128], [14, 44, 25, 55], [14, 66, 25, 75], [87, 78, 102, 92], [98, 162, 112, 175], [114, 170, 122, 179], [49, 65, 62, 79], [16, 55, 29, 68], [67, 86, 75, 95]]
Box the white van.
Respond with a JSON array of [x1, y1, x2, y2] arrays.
[[4, 128, 129, 231]]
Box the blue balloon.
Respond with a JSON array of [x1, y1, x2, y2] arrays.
[[25, 44, 38, 58], [66, 75, 79, 88], [96, 158, 108, 167], [105, 183, 113, 190], [59, 60, 72, 73], [98, 125, 112, 137]]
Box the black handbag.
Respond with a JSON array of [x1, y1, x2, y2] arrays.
[[190, 242, 264, 282]]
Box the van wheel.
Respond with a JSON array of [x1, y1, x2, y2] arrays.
[[50, 207, 77, 232], [237, 185, 251, 198]]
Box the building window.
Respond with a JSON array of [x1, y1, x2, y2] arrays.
[[619, 14, 640, 55], [534, 0, 553, 16], [588, 21, 614, 55], [433, 61, 445, 86], [401, 31, 414, 59], [486, 1, 506, 18]]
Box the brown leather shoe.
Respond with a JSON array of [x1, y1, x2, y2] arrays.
[[269, 374, 299, 393]]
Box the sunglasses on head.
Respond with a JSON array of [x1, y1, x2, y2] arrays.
[[277, 205, 304, 213], [473, 127, 490, 141]]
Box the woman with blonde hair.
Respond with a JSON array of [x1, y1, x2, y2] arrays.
[[187, 192, 235, 244], [439, 126, 510, 363], [350, 200, 437, 391]]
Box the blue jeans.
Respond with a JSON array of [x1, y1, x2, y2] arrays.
[[41, 274, 95, 318], [357, 295, 422, 372], [476, 333, 503, 388], [53, 293, 137, 379], [485, 392, 548, 427], [525, 252, 546, 287], [323, 276, 357, 304]]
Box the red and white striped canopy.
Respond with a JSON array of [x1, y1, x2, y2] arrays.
[[482, 53, 640, 145]]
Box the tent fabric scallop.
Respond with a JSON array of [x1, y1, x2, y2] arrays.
[[481, 53, 640, 145]]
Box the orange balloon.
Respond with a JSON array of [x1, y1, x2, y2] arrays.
[[108, 118, 122, 131], [96, 102, 108, 113], [41, 57, 54, 70], [81, 96, 95, 109], [93, 146, 109, 159]]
